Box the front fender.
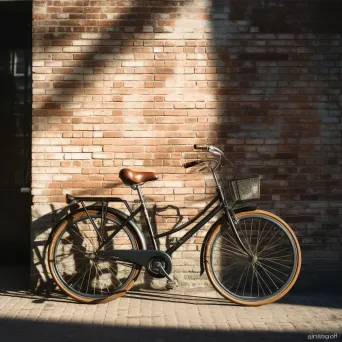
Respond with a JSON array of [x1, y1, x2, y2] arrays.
[[199, 216, 224, 275], [199, 205, 258, 275]]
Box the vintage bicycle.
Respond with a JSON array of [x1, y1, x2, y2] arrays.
[[48, 145, 301, 306]]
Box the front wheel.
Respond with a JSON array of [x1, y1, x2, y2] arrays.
[[205, 210, 301, 306]]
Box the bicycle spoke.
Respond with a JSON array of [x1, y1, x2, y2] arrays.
[[78, 266, 89, 292], [57, 255, 87, 276], [254, 219, 261, 254], [220, 235, 249, 257], [256, 230, 279, 256], [249, 218, 253, 249], [219, 241, 250, 258], [219, 260, 243, 276], [250, 265, 255, 297], [97, 265, 110, 293], [102, 225, 126, 250], [242, 264, 251, 297], [107, 266, 123, 287], [259, 247, 291, 259], [259, 258, 292, 269], [213, 248, 249, 259], [61, 238, 86, 255], [72, 223, 97, 250], [220, 237, 247, 254], [241, 220, 253, 254], [254, 266, 263, 297], [55, 251, 84, 258], [256, 261, 283, 288], [94, 263, 99, 295], [71, 265, 91, 289], [86, 263, 92, 294], [229, 264, 248, 291], [254, 220, 270, 252], [57, 263, 87, 277], [221, 229, 249, 254], [254, 266, 271, 294], [257, 260, 289, 278], [259, 254, 292, 261], [222, 264, 246, 287], [257, 224, 278, 251], [257, 234, 285, 256]]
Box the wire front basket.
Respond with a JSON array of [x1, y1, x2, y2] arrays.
[[228, 176, 261, 202]]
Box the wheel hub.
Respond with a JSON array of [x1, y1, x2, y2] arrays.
[[251, 255, 258, 264], [86, 253, 96, 260]]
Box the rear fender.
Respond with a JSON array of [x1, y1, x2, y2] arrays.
[[47, 205, 147, 250], [105, 206, 147, 250]]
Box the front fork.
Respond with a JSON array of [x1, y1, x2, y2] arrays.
[[213, 171, 252, 257], [224, 207, 252, 257]]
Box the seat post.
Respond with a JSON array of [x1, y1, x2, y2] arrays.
[[136, 185, 158, 250]]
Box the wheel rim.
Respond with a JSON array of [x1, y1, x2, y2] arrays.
[[52, 213, 138, 299], [209, 214, 298, 302]]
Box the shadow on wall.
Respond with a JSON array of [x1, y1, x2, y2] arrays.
[[210, 0, 342, 290], [33, 0, 189, 116], [31, 181, 123, 292]]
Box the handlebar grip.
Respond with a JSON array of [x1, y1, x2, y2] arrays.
[[183, 160, 202, 169], [194, 144, 209, 151]]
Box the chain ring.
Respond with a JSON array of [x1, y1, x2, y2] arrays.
[[146, 256, 172, 278]]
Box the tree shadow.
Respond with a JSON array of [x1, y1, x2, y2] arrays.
[[30, 0, 342, 299]]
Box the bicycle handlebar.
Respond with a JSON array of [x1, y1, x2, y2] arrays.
[[183, 160, 204, 169], [190, 144, 226, 172]]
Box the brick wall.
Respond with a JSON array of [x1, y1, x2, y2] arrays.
[[31, 0, 342, 291]]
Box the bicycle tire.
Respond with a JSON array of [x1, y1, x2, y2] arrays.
[[205, 210, 301, 306], [48, 209, 142, 303]]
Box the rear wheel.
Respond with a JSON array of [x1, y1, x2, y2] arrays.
[[205, 210, 301, 306], [48, 209, 142, 303]]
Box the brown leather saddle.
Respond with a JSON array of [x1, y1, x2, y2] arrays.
[[119, 168, 158, 186]]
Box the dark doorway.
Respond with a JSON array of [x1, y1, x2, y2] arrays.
[[0, 1, 32, 267]]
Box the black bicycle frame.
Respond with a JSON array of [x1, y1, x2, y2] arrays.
[[97, 183, 249, 257], [96, 193, 223, 255], [77, 167, 251, 257]]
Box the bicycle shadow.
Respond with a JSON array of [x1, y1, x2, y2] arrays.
[[141, 200, 184, 290], [30, 183, 123, 295], [125, 289, 233, 306], [28, 187, 188, 301]]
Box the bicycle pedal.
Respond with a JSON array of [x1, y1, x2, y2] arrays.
[[166, 280, 175, 290]]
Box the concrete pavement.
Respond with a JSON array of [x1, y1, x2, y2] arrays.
[[0, 284, 341, 342]]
